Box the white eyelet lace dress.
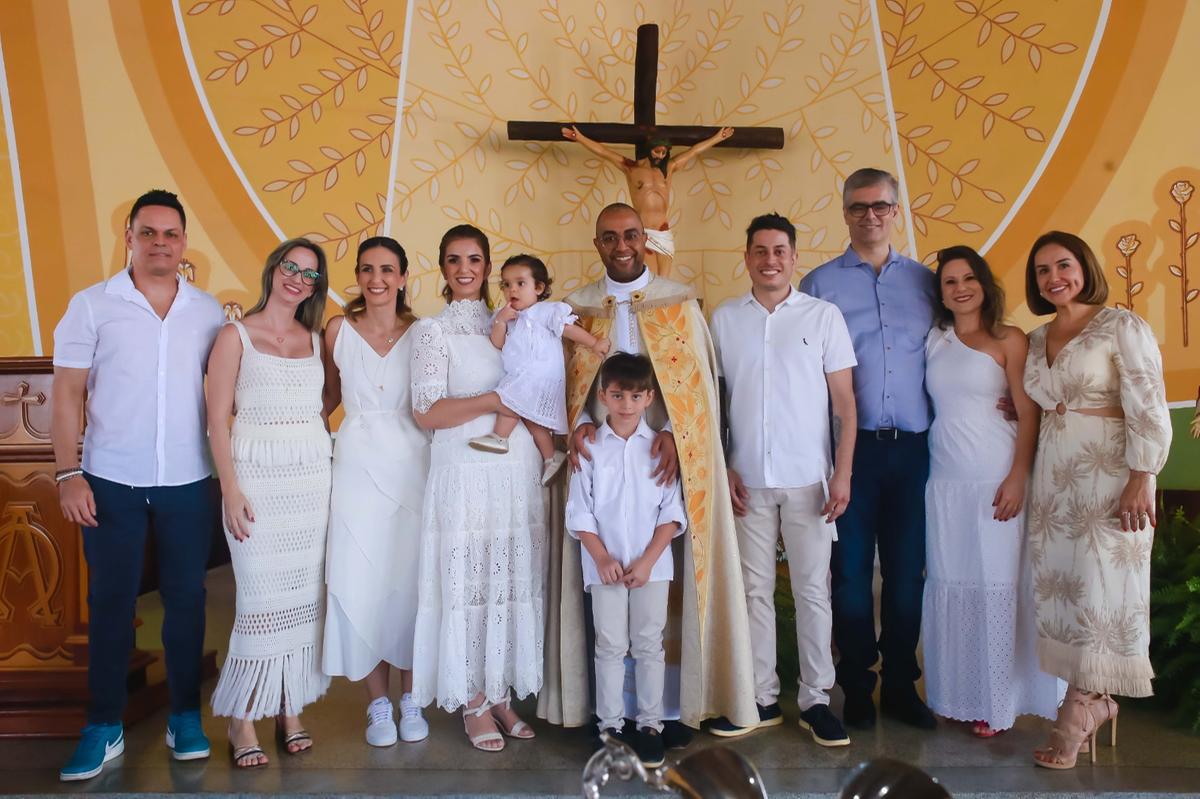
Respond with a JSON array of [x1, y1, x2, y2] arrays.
[[409, 300, 546, 711], [322, 321, 429, 679], [211, 321, 333, 720], [494, 300, 577, 434], [922, 327, 1063, 729]]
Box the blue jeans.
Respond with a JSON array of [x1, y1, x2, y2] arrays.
[[82, 474, 212, 724], [830, 433, 929, 697]]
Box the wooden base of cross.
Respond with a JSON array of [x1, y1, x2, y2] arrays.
[[507, 23, 784, 157]]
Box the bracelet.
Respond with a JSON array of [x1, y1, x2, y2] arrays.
[[54, 468, 84, 484]]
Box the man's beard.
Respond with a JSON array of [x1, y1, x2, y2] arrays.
[[649, 153, 669, 177]]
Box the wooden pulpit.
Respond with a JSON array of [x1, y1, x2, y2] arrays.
[[0, 358, 215, 737]]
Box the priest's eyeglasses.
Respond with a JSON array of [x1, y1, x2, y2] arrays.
[[845, 201, 897, 218], [598, 230, 646, 248], [279, 260, 322, 285]]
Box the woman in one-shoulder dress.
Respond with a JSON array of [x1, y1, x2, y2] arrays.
[[921, 246, 1062, 737], [321, 237, 431, 747]]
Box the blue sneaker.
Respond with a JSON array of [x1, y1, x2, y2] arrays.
[[166, 710, 211, 761], [59, 723, 124, 781]]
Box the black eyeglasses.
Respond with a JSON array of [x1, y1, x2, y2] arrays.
[[845, 202, 897, 219], [598, 230, 645, 248], [279, 259, 321, 286]]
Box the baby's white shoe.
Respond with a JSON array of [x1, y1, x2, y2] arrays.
[[398, 693, 430, 743], [541, 451, 567, 485], [469, 433, 509, 454], [365, 697, 397, 747]]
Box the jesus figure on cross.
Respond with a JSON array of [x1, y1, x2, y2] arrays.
[[561, 125, 734, 277]]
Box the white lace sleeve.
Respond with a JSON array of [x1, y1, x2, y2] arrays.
[[410, 319, 449, 415]]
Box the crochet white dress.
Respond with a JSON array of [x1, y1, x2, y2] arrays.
[[211, 321, 332, 720], [409, 300, 546, 711], [494, 300, 576, 434], [323, 321, 429, 679]]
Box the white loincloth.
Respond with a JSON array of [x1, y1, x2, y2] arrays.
[[645, 227, 675, 259]]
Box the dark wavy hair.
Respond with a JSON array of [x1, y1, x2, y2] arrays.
[[1024, 230, 1108, 316], [501, 254, 552, 301], [244, 238, 329, 332], [438, 224, 492, 307], [345, 236, 414, 322], [934, 245, 1007, 334]]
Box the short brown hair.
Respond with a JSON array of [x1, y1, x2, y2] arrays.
[[1024, 231, 1108, 315], [599, 352, 655, 392], [842, 168, 899, 206], [501, 254, 552, 301]]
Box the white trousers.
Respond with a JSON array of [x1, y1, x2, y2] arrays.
[[591, 581, 670, 732], [736, 483, 836, 710]]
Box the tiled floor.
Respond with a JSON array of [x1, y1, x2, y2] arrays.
[[4, 566, 1198, 798]]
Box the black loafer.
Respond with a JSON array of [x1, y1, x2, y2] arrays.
[[707, 703, 782, 738], [880, 687, 937, 730], [634, 727, 665, 768], [842, 692, 877, 729], [798, 704, 851, 747]]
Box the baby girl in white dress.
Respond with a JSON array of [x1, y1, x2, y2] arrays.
[[469, 254, 609, 483]]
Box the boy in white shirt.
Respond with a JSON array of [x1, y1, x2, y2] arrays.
[[566, 353, 687, 768]]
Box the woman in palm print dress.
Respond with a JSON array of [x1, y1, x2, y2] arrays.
[[1022, 231, 1171, 769]]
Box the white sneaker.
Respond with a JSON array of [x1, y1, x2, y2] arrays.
[[398, 693, 430, 743], [541, 451, 567, 485], [365, 697, 397, 747], [469, 433, 510, 454]]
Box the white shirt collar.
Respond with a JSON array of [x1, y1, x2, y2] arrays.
[[106, 267, 193, 309], [740, 285, 803, 312], [605, 267, 653, 298], [598, 417, 656, 443]]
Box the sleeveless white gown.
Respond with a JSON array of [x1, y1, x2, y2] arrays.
[[322, 321, 429, 679], [211, 321, 332, 720], [922, 327, 1062, 729]]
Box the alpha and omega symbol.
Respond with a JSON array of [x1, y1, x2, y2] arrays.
[[0, 502, 63, 626]]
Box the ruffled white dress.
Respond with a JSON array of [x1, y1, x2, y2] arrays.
[[211, 321, 332, 720], [409, 300, 546, 711], [494, 300, 576, 434], [921, 327, 1062, 729], [322, 321, 429, 680]]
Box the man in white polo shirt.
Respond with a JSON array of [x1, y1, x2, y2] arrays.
[[708, 213, 857, 746], [51, 189, 224, 781]]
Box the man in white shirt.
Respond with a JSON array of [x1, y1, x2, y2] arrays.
[[566, 353, 687, 768], [51, 190, 224, 781], [708, 213, 858, 747]]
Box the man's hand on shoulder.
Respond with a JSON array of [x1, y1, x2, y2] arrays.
[[569, 422, 598, 471], [650, 430, 679, 486]]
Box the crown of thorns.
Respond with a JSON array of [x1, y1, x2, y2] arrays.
[[646, 138, 671, 150]]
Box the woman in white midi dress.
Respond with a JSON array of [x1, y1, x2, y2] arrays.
[[321, 237, 430, 747], [410, 225, 546, 752], [921, 246, 1062, 736], [207, 239, 332, 767]]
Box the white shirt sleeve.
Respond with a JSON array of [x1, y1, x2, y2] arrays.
[[52, 292, 98, 369], [410, 319, 449, 415], [565, 456, 599, 537], [822, 304, 858, 373], [655, 475, 688, 537]]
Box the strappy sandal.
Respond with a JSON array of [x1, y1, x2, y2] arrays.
[[491, 697, 535, 739], [230, 742, 268, 769], [463, 701, 505, 752], [971, 721, 1004, 738], [275, 717, 312, 755], [1033, 690, 1118, 769]]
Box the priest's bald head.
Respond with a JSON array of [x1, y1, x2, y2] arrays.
[[594, 203, 648, 283]]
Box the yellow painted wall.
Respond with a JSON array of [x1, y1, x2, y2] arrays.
[[0, 0, 1196, 416]]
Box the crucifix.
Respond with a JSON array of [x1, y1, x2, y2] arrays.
[[508, 23, 784, 276]]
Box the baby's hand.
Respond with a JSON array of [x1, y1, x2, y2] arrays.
[[591, 337, 611, 357], [495, 305, 518, 324]]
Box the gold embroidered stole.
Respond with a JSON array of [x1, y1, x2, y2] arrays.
[[565, 291, 715, 636]]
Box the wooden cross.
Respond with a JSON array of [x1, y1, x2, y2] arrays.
[[507, 24, 783, 157]]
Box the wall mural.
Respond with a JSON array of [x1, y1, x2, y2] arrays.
[[0, 0, 1195, 485]]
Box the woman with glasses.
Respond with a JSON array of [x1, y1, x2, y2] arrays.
[[320, 237, 431, 747], [206, 238, 332, 768], [409, 224, 545, 752]]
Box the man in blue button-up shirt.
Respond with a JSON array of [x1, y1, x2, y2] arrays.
[[799, 168, 937, 731]]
